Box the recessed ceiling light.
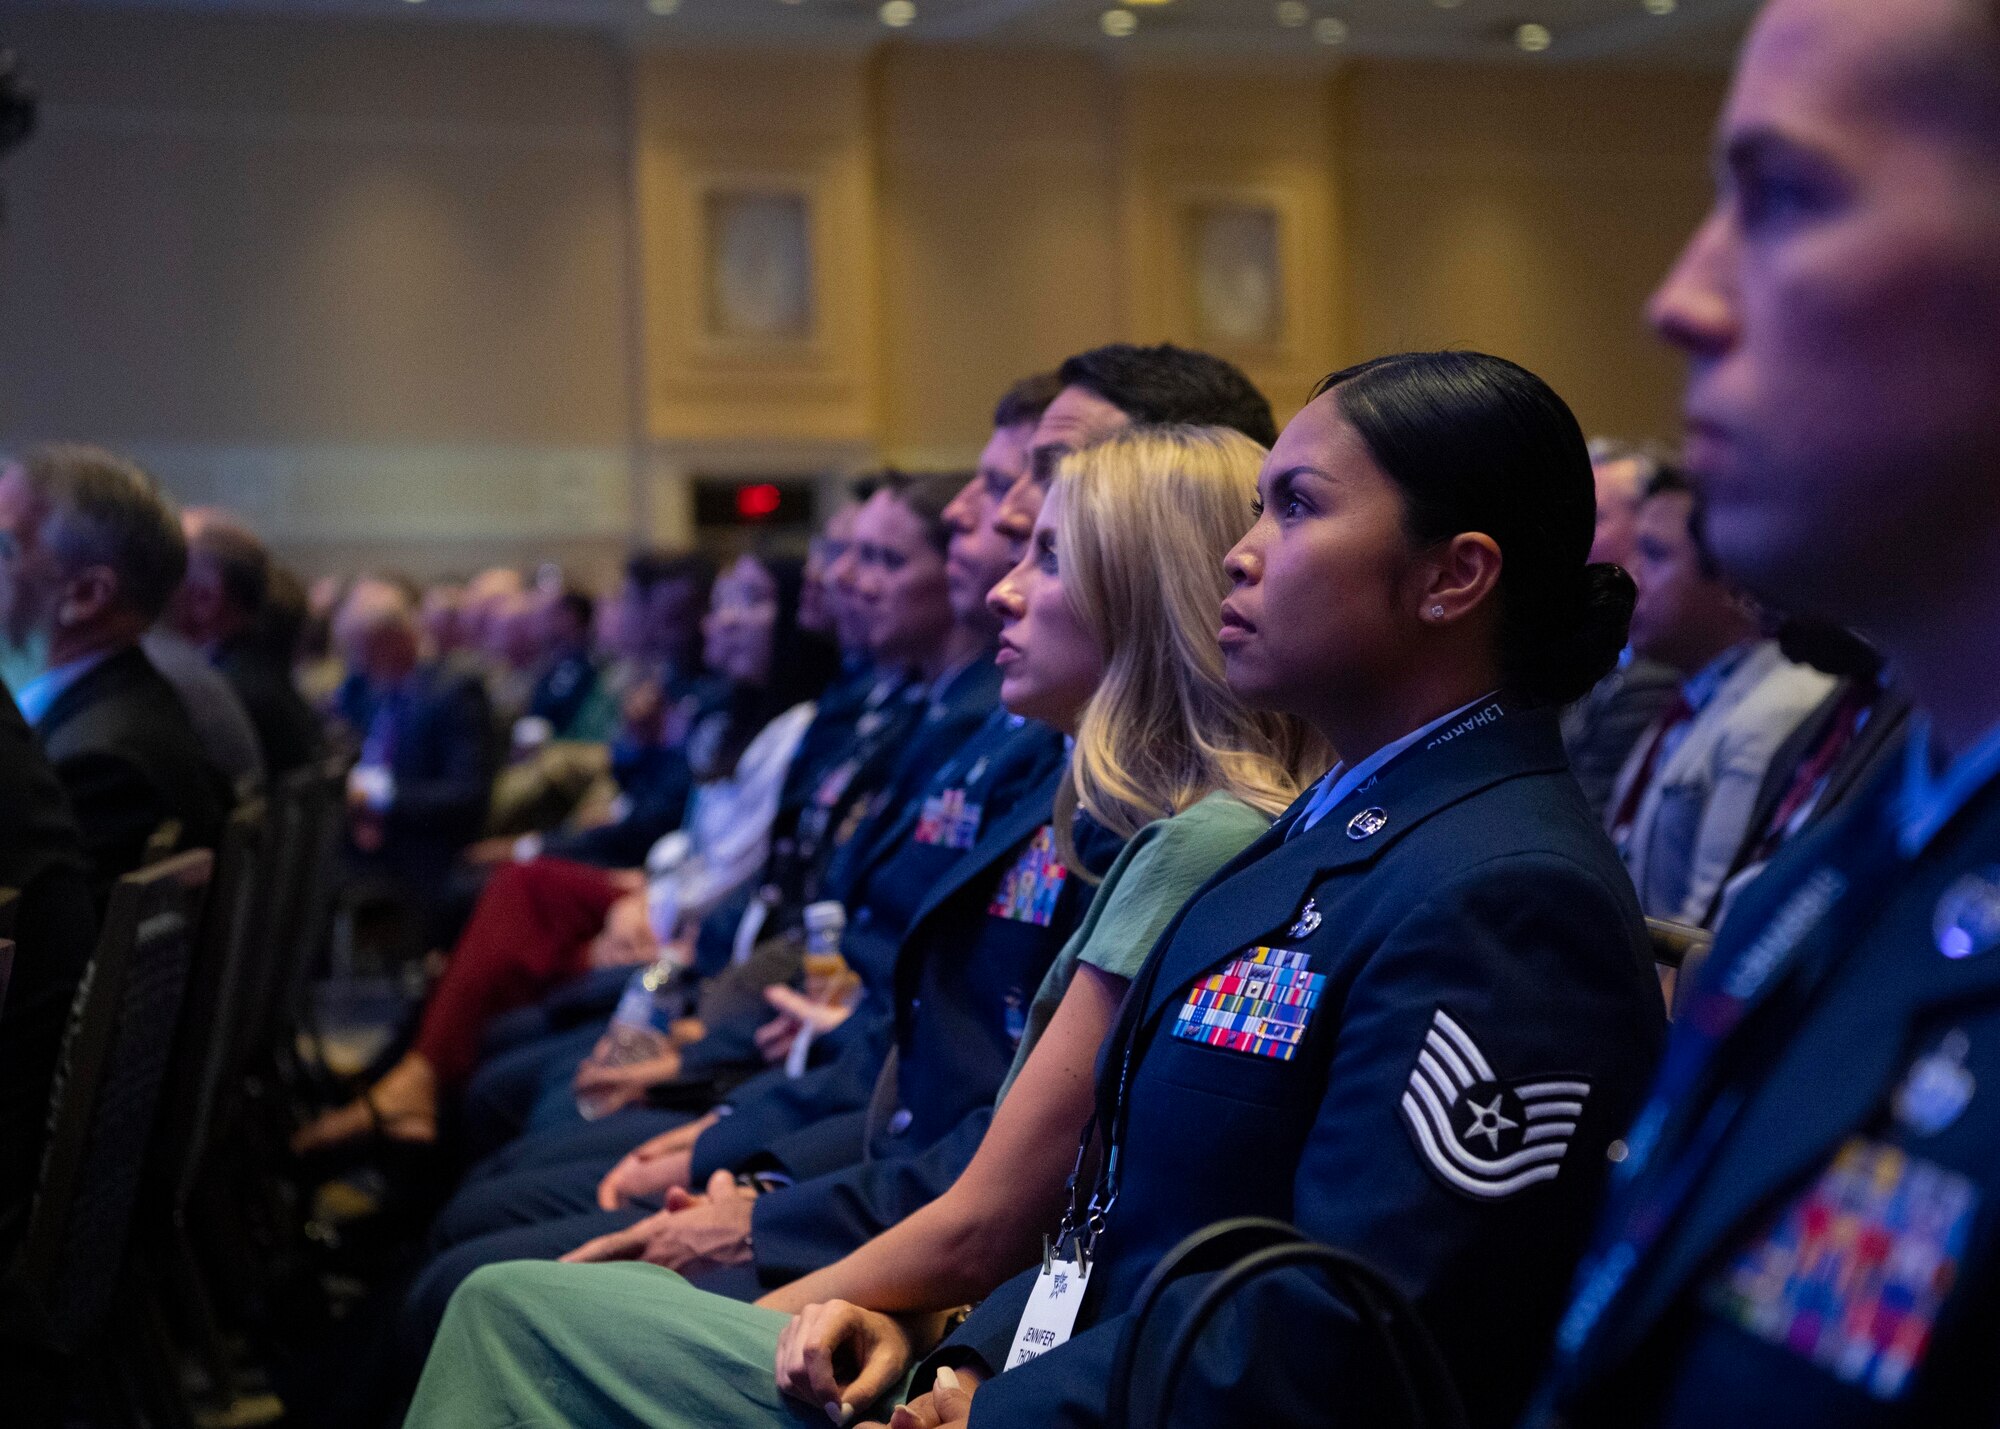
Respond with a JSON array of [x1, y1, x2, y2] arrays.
[[1275, 1, 1309, 27], [1643, 0, 1676, 13], [1102, 8, 1137, 36], [1515, 21, 1552, 51], [1313, 16, 1348, 44], [880, 0, 916, 26], [645, 0, 679, 13]]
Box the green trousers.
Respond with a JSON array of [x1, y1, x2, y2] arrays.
[[406, 1260, 881, 1429]]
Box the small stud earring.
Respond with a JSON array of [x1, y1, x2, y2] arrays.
[[1429, 605, 1444, 619]]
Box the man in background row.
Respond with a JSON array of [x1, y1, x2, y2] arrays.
[[1563, 440, 1682, 816], [1606, 468, 1831, 926], [173, 505, 324, 778], [0, 443, 229, 897]]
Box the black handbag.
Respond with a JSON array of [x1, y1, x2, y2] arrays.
[[1107, 1216, 1468, 1429]]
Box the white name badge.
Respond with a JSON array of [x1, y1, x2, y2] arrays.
[[1005, 1256, 1093, 1370]]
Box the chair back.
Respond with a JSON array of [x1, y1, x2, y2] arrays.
[[0, 886, 17, 942], [1, 850, 213, 1353], [1646, 917, 1716, 1021], [152, 800, 269, 1216], [265, 757, 347, 1056]]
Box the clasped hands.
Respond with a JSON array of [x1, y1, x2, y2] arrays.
[[774, 1304, 979, 1429], [561, 1167, 756, 1276]]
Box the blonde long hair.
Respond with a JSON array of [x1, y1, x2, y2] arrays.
[[1054, 425, 1328, 876]]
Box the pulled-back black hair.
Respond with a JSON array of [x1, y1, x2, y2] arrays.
[[1058, 343, 1278, 447], [1315, 351, 1635, 708]]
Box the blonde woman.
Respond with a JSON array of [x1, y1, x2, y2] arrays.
[[406, 425, 1327, 1428]]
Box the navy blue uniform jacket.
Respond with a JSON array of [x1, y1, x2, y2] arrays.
[[1537, 744, 2000, 1428], [688, 710, 1067, 1175], [929, 708, 1665, 1429]]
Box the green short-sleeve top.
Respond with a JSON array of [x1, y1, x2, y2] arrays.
[[996, 790, 1272, 1103]]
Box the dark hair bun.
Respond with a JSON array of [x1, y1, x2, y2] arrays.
[[1515, 562, 1636, 707]]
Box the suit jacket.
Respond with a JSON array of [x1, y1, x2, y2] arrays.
[[1610, 642, 1834, 926], [0, 686, 98, 1257], [1537, 741, 2000, 1428], [1564, 656, 1681, 818], [685, 713, 1068, 1166], [1704, 677, 1913, 926], [143, 628, 264, 795], [741, 789, 1124, 1283], [352, 660, 498, 880], [926, 709, 1666, 1429], [37, 643, 232, 897], [214, 634, 323, 778]]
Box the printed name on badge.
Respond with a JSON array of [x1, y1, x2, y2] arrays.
[[1005, 1255, 1094, 1371]]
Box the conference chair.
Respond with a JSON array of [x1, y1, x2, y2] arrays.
[[1645, 916, 1716, 1021], [0, 851, 213, 1418], [139, 801, 271, 1417]]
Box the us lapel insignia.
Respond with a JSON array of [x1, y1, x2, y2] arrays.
[[1894, 1030, 1975, 1136], [1289, 898, 1322, 939], [1347, 807, 1388, 841], [1934, 868, 2000, 960]]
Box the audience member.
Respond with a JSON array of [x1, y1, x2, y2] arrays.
[[525, 587, 604, 741], [407, 422, 1325, 1427], [414, 350, 1666, 1429], [0, 443, 230, 895], [142, 618, 265, 797], [1606, 468, 1832, 925], [1705, 620, 1911, 925], [174, 506, 324, 777], [1563, 441, 1683, 815], [293, 551, 839, 1155], [1537, 0, 2000, 1422], [334, 576, 497, 907]]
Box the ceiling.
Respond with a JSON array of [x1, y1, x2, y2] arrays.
[[34, 0, 1760, 64]]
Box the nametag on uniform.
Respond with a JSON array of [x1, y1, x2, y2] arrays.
[[914, 788, 983, 849], [988, 826, 1067, 926], [1706, 1137, 1978, 1401], [1005, 1255, 1093, 1370], [1171, 946, 1325, 1062]]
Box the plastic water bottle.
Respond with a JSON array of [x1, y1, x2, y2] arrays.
[[577, 960, 678, 1120], [785, 901, 851, 1079]]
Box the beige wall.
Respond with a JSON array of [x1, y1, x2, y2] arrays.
[[0, 9, 1727, 576], [0, 9, 638, 582], [1340, 62, 1726, 440]]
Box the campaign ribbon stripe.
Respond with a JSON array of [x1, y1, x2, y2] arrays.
[[988, 826, 1068, 926], [1706, 1138, 1977, 1402], [1172, 948, 1326, 1062]]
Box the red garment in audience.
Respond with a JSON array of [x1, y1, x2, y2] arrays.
[[414, 858, 624, 1086]]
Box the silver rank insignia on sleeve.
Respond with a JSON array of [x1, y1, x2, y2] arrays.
[[1399, 1008, 1591, 1199], [1289, 898, 1322, 939]]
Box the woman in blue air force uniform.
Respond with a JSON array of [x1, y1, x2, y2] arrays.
[[892, 352, 1669, 1429]]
